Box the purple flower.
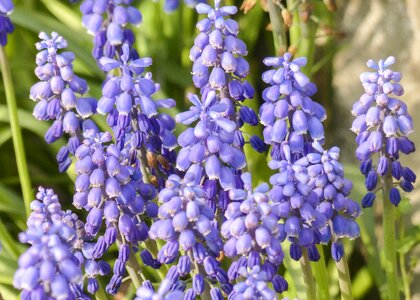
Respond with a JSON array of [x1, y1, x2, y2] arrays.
[[187, 1, 263, 161], [30, 32, 99, 172], [150, 174, 222, 258], [80, 0, 142, 61], [260, 53, 361, 261], [0, 0, 14, 46], [14, 187, 109, 299], [260, 53, 326, 160], [222, 173, 285, 265], [97, 43, 177, 184], [351, 57, 416, 206], [72, 130, 154, 293]]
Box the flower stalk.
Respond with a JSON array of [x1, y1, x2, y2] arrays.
[[126, 249, 144, 289], [312, 246, 330, 300], [301, 248, 317, 300], [381, 168, 399, 300], [336, 252, 353, 300]]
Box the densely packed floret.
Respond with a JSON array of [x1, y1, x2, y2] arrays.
[[175, 0, 261, 216], [97, 43, 177, 186], [351, 57, 416, 207], [14, 187, 110, 299], [222, 173, 288, 298], [260, 53, 326, 160], [260, 53, 360, 261], [80, 0, 142, 62], [30, 32, 99, 172], [73, 130, 157, 294]]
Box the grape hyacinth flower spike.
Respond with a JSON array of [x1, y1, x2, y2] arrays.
[[30, 32, 98, 172], [73, 130, 155, 294], [0, 0, 14, 46], [258, 53, 361, 263], [351, 56, 415, 207], [222, 172, 289, 297], [14, 187, 110, 299], [97, 42, 177, 186], [351, 56, 416, 300], [147, 174, 230, 294], [176, 0, 261, 213], [260, 52, 326, 160], [80, 0, 142, 61]]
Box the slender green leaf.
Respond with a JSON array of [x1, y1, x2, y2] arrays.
[[0, 127, 12, 148], [40, 0, 82, 31], [0, 252, 18, 285], [0, 184, 26, 224], [0, 284, 19, 300], [0, 104, 64, 153], [11, 8, 101, 78]]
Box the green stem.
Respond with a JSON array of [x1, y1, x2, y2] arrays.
[[301, 248, 317, 300], [126, 249, 144, 289], [267, 0, 288, 55], [95, 280, 109, 300], [336, 252, 353, 300], [311, 246, 330, 300], [187, 250, 211, 300], [295, 1, 318, 75], [358, 212, 386, 292], [399, 219, 411, 300], [381, 170, 399, 300], [0, 47, 33, 217]]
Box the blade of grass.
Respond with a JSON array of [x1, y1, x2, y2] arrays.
[[0, 219, 22, 260], [0, 127, 12, 148], [0, 47, 33, 217], [11, 8, 101, 78]]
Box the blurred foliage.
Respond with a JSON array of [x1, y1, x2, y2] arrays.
[[0, 0, 419, 299]]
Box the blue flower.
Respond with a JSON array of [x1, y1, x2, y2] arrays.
[[97, 43, 177, 185], [351, 57, 416, 206], [80, 0, 142, 61], [14, 187, 109, 299], [260, 53, 326, 160], [0, 0, 14, 46], [73, 130, 155, 294], [30, 32, 99, 172], [229, 265, 278, 300], [135, 279, 184, 300], [260, 53, 361, 261]]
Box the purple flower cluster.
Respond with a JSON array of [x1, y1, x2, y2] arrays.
[[73, 129, 155, 293], [80, 0, 142, 62], [176, 90, 245, 211], [260, 53, 360, 261], [190, 1, 253, 101], [14, 187, 110, 299], [149, 174, 222, 260], [351, 57, 416, 207], [0, 0, 14, 46], [222, 173, 288, 298], [30, 32, 98, 172], [222, 173, 284, 263], [175, 1, 259, 215], [260, 53, 326, 160], [230, 264, 287, 300], [98, 43, 177, 180]]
